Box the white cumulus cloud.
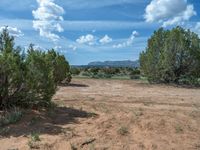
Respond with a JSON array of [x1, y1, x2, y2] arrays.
[[69, 45, 77, 51], [76, 34, 96, 45], [99, 35, 112, 44], [0, 26, 23, 37], [32, 0, 65, 41], [113, 31, 138, 48], [144, 0, 196, 27]]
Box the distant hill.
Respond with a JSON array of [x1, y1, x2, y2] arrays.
[[87, 60, 139, 68]]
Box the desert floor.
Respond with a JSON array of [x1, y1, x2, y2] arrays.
[[0, 78, 200, 150]]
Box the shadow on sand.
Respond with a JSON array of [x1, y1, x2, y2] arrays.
[[0, 106, 97, 138], [66, 83, 89, 88]]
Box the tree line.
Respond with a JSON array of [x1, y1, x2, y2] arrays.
[[70, 66, 140, 79], [0, 28, 71, 110], [140, 27, 200, 86]]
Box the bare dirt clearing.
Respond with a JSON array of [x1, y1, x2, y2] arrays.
[[1, 78, 200, 150]]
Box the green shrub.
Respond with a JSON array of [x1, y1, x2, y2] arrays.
[[130, 74, 141, 80], [46, 49, 71, 84], [31, 132, 41, 142], [104, 74, 112, 78], [118, 126, 129, 135], [0, 28, 27, 109], [175, 125, 183, 133], [0, 108, 22, 127], [81, 71, 91, 77], [0, 28, 71, 109], [28, 132, 41, 149], [140, 27, 200, 85], [25, 48, 56, 107], [130, 68, 141, 80], [178, 77, 191, 85], [178, 76, 200, 86], [70, 67, 81, 76]]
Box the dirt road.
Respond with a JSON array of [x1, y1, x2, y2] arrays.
[[1, 78, 200, 150]]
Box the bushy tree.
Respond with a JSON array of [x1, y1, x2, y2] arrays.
[[0, 28, 71, 109], [25, 46, 56, 107], [0, 29, 26, 109], [140, 28, 168, 82], [46, 49, 71, 84], [140, 27, 200, 85]]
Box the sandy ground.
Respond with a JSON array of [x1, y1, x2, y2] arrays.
[[0, 78, 200, 150]]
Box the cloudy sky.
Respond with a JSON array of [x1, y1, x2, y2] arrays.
[[0, 0, 199, 65]]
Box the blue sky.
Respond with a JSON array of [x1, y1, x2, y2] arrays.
[[0, 0, 199, 65]]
